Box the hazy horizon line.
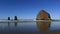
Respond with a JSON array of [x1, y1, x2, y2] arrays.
[[0, 19, 60, 20]]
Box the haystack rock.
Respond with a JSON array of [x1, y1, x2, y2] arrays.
[[36, 10, 51, 20]]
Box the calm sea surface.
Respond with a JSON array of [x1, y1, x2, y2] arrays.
[[0, 21, 60, 34]]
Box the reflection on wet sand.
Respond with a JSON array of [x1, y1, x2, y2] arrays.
[[8, 20, 10, 26], [0, 21, 60, 34], [14, 22, 17, 27], [36, 21, 51, 32], [14, 20, 17, 27], [7, 20, 17, 27], [36, 21, 60, 34]]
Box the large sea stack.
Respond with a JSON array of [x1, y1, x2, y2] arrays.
[[36, 10, 51, 20]]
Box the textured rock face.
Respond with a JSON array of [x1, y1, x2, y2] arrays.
[[36, 10, 51, 20]]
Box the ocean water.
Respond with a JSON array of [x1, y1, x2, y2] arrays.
[[0, 21, 60, 34]]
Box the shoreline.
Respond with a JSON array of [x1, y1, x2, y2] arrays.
[[0, 20, 60, 23]]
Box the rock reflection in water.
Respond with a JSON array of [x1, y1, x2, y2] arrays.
[[8, 20, 10, 26], [7, 20, 17, 27], [36, 21, 51, 32], [14, 20, 17, 27]]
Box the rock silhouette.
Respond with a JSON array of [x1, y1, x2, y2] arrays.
[[8, 17, 10, 20], [14, 16, 18, 20], [36, 10, 51, 20]]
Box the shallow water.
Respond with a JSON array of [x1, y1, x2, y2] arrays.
[[0, 21, 60, 34]]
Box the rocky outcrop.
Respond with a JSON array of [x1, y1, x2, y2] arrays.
[[14, 16, 18, 20], [8, 17, 10, 20], [36, 10, 51, 20]]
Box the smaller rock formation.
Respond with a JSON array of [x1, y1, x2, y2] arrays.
[[8, 17, 10, 20], [36, 10, 51, 20], [14, 16, 18, 20]]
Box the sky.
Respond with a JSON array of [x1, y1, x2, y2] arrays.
[[0, 0, 60, 19]]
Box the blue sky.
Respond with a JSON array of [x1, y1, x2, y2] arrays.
[[0, 0, 60, 19]]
